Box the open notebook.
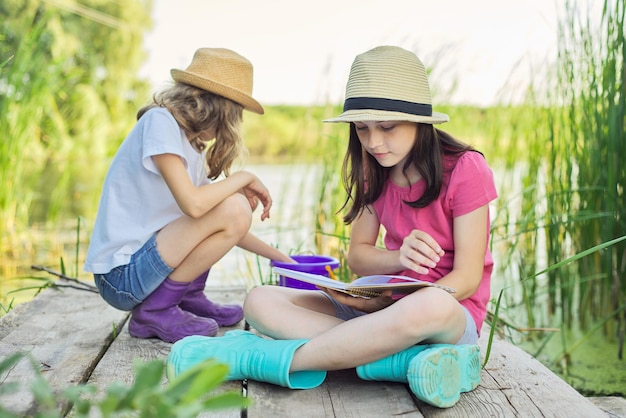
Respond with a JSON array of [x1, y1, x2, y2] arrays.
[[272, 267, 455, 298]]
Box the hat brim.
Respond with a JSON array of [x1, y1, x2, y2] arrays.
[[171, 69, 264, 115], [323, 109, 449, 125]]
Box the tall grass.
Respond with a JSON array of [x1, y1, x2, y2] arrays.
[[506, 0, 625, 336], [477, 1, 625, 392], [0, 14, 63, 257], [556, 0, 625, 332]]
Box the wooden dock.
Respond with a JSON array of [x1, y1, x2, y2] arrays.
[[1, 285, 623, 417]]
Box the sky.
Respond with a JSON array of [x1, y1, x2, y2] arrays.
[[140, 0, 571, 107]]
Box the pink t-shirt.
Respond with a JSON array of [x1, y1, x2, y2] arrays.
[[372, 151, 498, 334]]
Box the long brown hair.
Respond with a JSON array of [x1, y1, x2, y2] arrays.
[[137, 83, 246, 180], [340, 122, 475, 224]]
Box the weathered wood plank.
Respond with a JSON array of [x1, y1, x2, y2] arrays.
[[0, 286, 128, 416], [323, 369, 423, 417], [245, 325, 610, 417], [475, 328, 607, 418], [247, 369, 424, 417], [590, 396, 626, 418], [0, 285, 617, 418]]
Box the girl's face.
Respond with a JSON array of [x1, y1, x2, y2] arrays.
[[354, 121, 418, 169]]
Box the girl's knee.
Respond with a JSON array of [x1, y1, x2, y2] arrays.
[[410, 290, 467, 341], [401, 288, 461, 326], [244, 286, 300, 317], [226, 193, 253, 219], [428, 289, 459, 314], [244, 286, 276, 313], [243, 285, 286, 326], [215, 193, 253, 236]]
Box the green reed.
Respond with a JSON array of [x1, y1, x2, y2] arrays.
[[559, 0, 625, 332], [522, 0, 624, 332], [0, 14, 60, 256], [483, 0, 625, 381]]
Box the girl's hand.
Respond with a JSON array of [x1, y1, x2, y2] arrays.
[[323, 289, 394, 313], [399, 230, 445, 275], [241, 175, 272, 221]]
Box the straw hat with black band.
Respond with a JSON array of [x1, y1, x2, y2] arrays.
[[171, 48, 264, 115], [324, 45, 448, 125]]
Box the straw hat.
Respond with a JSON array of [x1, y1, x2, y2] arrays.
[[171, 48, 264, 114], [324, 46, 448, 124]]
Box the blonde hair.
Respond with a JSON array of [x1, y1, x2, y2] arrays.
[[138, 83, 246, 179]]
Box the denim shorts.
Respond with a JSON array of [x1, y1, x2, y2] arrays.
[[321, 291, 479, 345], [93, 234, 174, 311]]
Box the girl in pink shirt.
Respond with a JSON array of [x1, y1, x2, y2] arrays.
[[167, 46, 498, 409]]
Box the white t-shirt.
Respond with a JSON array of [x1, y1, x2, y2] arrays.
[[84, 107, 210, 274]]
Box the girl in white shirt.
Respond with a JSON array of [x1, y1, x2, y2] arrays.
[[84, 48, 293, 343]]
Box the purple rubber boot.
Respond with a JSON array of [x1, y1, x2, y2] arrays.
[[129, 278, 218, 343], [179, 271, 244, 326]]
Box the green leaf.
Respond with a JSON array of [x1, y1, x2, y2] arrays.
[[201, 392, 250, 411], [0, 352, 25, 377], [131, 359, 165, 392], [29, 376, 57, 416], [97, 381, 130, 414], [119, 360, 164, 407], [181, 361, 230, 404], [0, 382, 20, 396], [0, 405, 20, 418], [61, 385, 96, 416], [524, 235, 626, 281], [483, 289, 504, 368], [164, 358, 229, 403]]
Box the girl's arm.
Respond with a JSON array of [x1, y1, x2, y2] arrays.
[[348, 203, 488, 301], [238, 233, 295, 263], [152, 153, 271, 219], [431, 205, 488, 300], [347, 205, 406, 275]]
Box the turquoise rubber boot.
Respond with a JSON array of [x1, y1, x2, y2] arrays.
[[356, 345, 429, 382], [166, 330, 326, 389], [407, 344, 481, 408]]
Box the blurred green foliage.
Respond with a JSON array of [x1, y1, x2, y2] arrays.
[[0, 352, 248, 417]]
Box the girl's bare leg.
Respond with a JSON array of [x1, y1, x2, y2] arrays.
[[156, 193, 252, 282], [244, 286, 343, 339], [245, 285, 467, 371]]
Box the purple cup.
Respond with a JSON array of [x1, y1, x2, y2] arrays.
[[271, 255, 340, 290]]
